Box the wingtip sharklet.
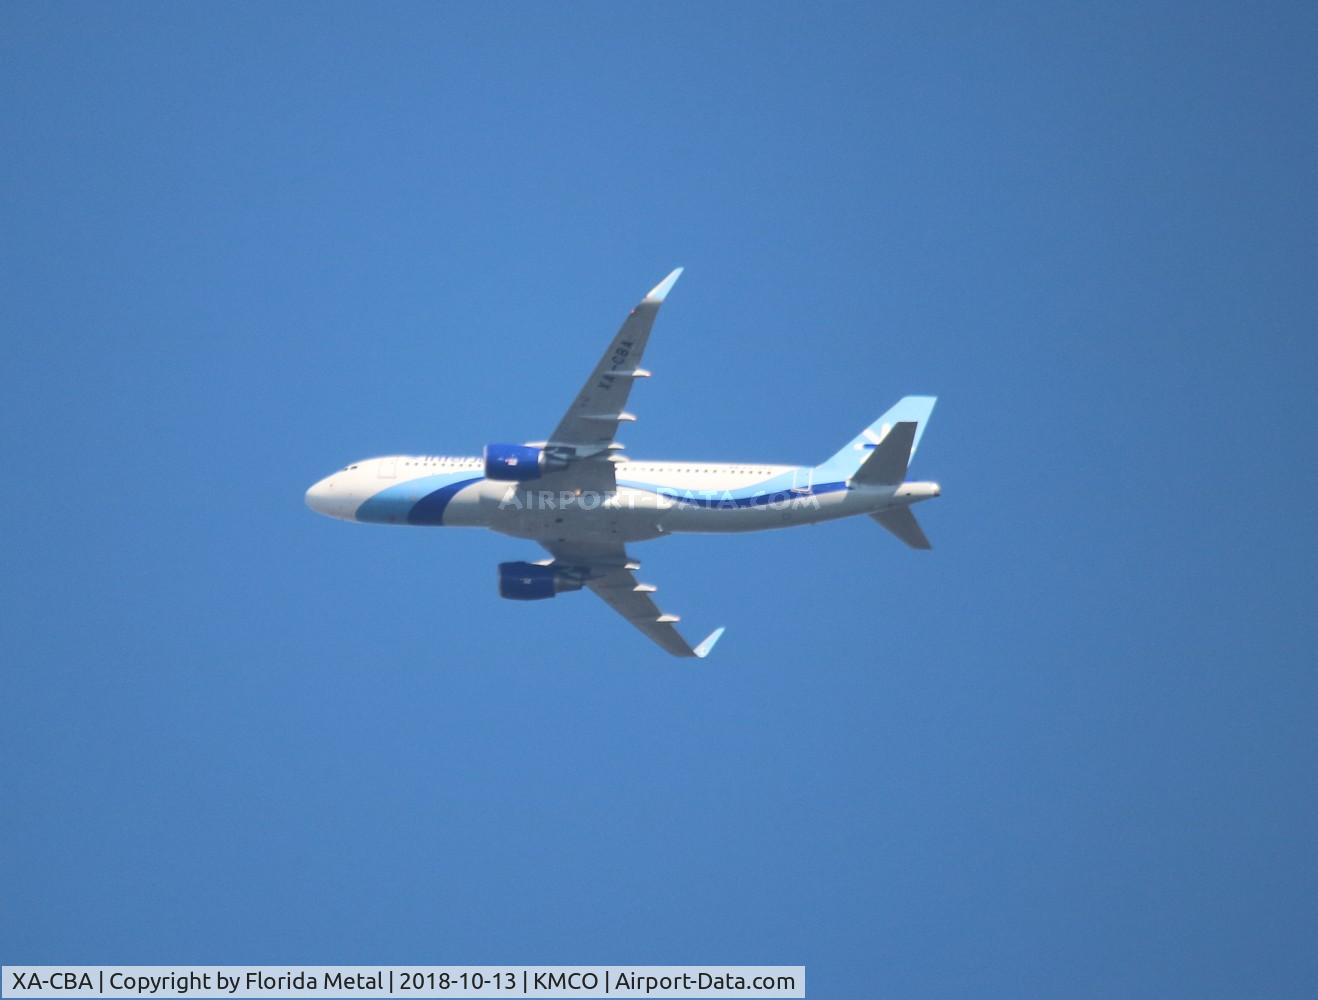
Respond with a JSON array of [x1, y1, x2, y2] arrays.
[[645, 267, 684, 303], [693, 626, 726, 659]]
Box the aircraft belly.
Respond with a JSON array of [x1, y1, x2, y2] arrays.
[[478, 479, 867, 539], [486, 488, 666, 544], [657, 487, 858, 533]]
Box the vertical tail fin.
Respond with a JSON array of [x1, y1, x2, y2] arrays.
[[814, 396, 937, 483]]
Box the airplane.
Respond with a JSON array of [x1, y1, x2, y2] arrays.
[[305, 269, 939, 658]]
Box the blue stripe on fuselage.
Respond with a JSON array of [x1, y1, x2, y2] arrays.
[[355, 474, 482, 525], [408, 477, 483, 525]]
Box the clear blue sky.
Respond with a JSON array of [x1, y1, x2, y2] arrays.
[[3, 4, 1316, 996]]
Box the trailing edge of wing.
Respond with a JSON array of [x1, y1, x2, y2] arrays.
[[539, 539, 722, 658], [584, 567, 723, 658]]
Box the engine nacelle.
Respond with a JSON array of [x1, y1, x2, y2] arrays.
[[498, 561, 585, 601], [483, 443, 571, 482]]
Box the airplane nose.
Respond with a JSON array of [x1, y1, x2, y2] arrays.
[[306, 476, 351, 519], [305, 477, 330, 512]]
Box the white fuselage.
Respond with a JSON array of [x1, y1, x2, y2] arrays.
[[305, 455, 940, 545]]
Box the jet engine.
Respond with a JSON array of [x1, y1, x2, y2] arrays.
[[483, 443, 571, 482], [498, 561, 585, 600]]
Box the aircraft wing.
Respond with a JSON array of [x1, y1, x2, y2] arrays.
[[547, 268, 683, 461], [539, 538, 724, 659]]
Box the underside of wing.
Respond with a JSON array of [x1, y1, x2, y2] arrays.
[[586, 567, 724, 658], [539, 539, 724, 659]]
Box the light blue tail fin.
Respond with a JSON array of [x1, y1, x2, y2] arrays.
[[813, 396, 937, 483]]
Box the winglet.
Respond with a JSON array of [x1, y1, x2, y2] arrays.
[[644, 267, 684, 304], [693, 626, 726, 659]]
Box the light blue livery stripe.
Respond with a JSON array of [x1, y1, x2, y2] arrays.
[[355, 474, 482, 525], [616, 478, 848, 507]]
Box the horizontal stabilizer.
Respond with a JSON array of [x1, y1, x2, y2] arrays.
[[853, 421, 918, 486], [870, 507, 932, 549]]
